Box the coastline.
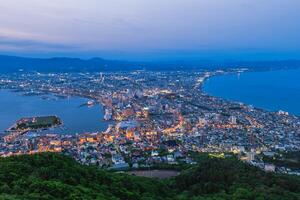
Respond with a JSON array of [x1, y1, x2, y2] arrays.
[[0, 70, 299, 172], [0, 89, 110, 135], [201, 68, 300, 117]]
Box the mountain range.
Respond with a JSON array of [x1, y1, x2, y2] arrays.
[[1, 54, 300, 72]]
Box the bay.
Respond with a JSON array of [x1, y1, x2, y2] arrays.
[[0, 90, 109, 134], [203, 68, 300, 116]]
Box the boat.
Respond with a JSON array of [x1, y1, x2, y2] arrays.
[[87, 100, 94, 106]]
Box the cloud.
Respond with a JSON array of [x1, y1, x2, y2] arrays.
[[0, 0, 300, 58], [0, 28, 78, 52], [0, 28, 68, 43]]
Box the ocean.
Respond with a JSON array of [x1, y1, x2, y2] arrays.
[[203, 68, 300, 116]]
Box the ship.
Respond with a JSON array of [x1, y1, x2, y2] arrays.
[[87, 100, 94, 106]]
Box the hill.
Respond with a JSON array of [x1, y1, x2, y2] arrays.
[[0, 153, 170, 200], [1, 54, 300, 72], [0, 153, 299, 200], [174, 155, 300, 199], [0, 55, 140, 73]]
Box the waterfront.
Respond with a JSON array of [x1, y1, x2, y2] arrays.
[[203, 68, 300, 116], [0, 90, 109, 134], [0, 71, 299, 174]]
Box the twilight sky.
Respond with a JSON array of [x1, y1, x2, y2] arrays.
[[0, 0, 300, 61]]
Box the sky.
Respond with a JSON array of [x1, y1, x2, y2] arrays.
[[0, 0, 300, 61]]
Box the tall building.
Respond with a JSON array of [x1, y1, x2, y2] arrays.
[[229, 116, 237, 125]]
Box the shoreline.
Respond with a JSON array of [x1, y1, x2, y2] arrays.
[[0, 70, 299, 170], [0, 89, 111, 135], [201, 68, 300, 118]]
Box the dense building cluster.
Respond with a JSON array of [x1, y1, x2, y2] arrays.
[[0, 70, 299, 173]]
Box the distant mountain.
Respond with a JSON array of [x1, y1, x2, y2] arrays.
[[1, 54, 300, 72], [227, 60, 300, 71], [0, 55, 142, 73]]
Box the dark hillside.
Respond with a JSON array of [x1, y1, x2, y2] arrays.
[[0, 153, 299, 199]]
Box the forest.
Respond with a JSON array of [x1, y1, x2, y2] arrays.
[[0, 153, 299, 200]]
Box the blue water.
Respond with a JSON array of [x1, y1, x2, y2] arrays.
[[0, 90, 109, 134], [203, 69, 300, 116]]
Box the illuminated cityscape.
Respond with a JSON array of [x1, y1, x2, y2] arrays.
[[0, 0, 300, 199], [0, 69, 299, 174]]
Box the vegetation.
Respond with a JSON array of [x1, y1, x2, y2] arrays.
[[0, 153, 299, 200], [261, 151, 300, 170], [173, 155, 300, 200], [15, 116, 61, 130], [0, 153, 170, 200]]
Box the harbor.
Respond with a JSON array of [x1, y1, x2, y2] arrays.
[[0, 90, 110, 135]]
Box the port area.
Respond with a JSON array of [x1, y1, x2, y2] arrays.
[[4, 116, 62, 142]]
